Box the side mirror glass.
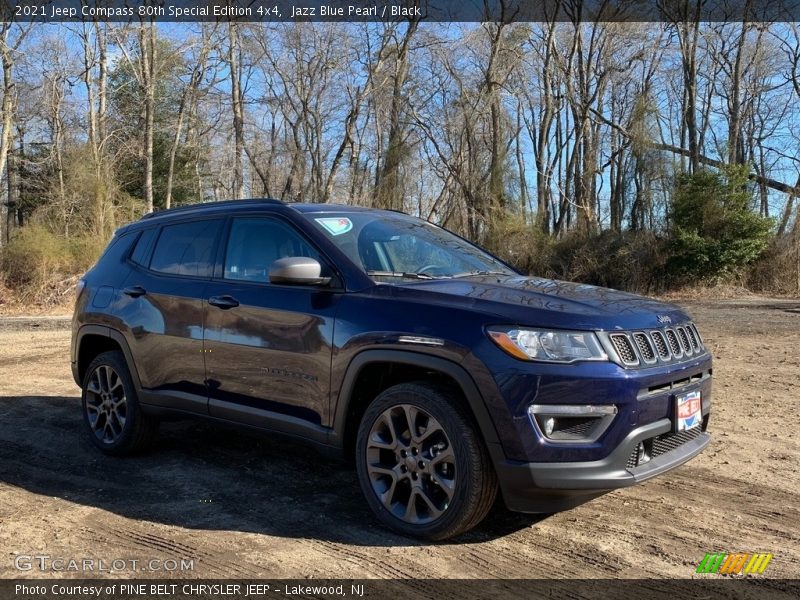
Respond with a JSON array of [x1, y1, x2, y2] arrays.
[[269, 257, 331, 286]]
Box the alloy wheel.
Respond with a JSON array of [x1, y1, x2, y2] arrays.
[[85, 364, 127, 444], [365, 403, 456, 524]]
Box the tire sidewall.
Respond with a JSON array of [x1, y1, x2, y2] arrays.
[[355, 384, 484, 539], [81, 351, 140, 453]]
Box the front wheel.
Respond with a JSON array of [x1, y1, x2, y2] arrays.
[[81, 350, 158, 455], [355, 382, 497, 540]]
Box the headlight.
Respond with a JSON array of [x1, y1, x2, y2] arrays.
[[487, 327, 608, 363]]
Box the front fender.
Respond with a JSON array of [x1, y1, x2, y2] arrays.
[[329, 349, 501, 449]]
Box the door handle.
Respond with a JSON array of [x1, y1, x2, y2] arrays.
[[123, 285, 147, 298], [208, 295, 240, 309]]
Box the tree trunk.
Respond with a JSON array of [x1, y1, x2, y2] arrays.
[[165, 30, 212, 209], [0, 30, 16, 244], [228, 22, 245, 199], [97, 23, 108, 147], [672, 2, 702, 173], [140, 22, 156, 213], [375, 20, 418, 211]]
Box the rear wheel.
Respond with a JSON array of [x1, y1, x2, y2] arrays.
[[82, 351, 158, 455], [356, 382, 497, 540]]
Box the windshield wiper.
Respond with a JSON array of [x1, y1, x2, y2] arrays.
[[451, 270, 509, 278], [366, 270, 437, 280]]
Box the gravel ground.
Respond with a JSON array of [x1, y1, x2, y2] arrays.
[[0, 299, 798, 580]]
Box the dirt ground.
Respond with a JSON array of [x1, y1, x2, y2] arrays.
[[0, 299, 798, 580]]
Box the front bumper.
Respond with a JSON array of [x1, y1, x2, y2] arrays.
[[492, 417, 710, 513]]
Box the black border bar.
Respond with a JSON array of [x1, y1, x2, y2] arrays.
[[5, 579, 800, 600], [3, 1, 800, 23]]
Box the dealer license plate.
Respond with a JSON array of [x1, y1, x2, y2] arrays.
[[675, 390, 702, 431]]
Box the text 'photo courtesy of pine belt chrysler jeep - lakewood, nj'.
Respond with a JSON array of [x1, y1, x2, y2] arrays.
[[71, 199, 712, 540]]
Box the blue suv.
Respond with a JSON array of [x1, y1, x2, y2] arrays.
[[72, 200, 711, 540]]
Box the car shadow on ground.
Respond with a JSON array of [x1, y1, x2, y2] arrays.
[[0, 395, 549, 547]]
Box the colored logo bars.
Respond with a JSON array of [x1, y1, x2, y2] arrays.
[[696, 552, 773, 575]]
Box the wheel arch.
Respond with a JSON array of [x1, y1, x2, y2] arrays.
[[331, 349, 500, 459], [75, 325, 142, 390]]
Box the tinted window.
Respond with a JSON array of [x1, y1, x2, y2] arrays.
[[96, 231, 136, 268], [309, 212, 514, 280], [150, 219, 223, 277], [224, 217, 322, 282], [129, 228, 157, 266]]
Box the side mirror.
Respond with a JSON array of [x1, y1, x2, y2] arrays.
[[269, 257, 331, 286]]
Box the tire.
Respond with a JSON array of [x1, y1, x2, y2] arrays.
[[81, 350, 158, 455], [355, 382, 497, 540]]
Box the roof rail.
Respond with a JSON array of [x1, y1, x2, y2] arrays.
[[141, 198, 284, 219]]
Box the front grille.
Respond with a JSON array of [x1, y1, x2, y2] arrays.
[[633, 332, 656, 362], [602, 322, 706, 368], [610, 334, 639, 365], [652, 427, 703, 455], [627, 426, 704, 469]]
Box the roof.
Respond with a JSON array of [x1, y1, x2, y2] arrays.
[[118, 199, 405, 234], [288, 203, 381, 213], [138, 198, 284, 220]]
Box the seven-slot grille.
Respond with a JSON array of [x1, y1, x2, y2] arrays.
[[604, 323, 705, 368]]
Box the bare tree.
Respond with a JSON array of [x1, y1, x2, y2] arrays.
[[374, 19, 419, 211], [226, 22, 245, 199], [165, 24, 217, 208], [0, 23, 30, 244]]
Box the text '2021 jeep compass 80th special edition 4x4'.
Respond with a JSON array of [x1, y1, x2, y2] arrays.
[[72, 200, 711, 540]]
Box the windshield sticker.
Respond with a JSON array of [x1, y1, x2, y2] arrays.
[[316, 217, 353, 236]]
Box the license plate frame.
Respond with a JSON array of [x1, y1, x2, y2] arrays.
[[675, 389, 702, 432]]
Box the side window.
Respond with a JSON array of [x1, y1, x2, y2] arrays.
[[150, 219, 223, 277], [224, 217, 323, 282], [129, 228, 157, 267]]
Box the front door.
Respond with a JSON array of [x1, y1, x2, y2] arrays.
[[203, 216, 339, 435]]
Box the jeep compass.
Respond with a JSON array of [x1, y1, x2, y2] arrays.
[[72, 200, 711, 540]]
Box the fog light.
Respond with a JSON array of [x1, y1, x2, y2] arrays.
[[528, 404, 618, 443]]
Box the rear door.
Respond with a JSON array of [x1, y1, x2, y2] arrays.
[[203, 215, 340, 435], [119, 218, 223, 413]]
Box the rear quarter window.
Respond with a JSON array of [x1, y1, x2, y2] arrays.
[[94, 230, 137, 266], [149, 219, 223, 278], [129, 228, 158, 267]]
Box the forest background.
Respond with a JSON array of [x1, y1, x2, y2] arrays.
[[2, 13, 799, 306]]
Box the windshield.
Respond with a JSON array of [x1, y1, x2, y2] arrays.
[[307, 211, 515, 281]]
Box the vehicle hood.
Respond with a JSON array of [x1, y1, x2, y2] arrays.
[[386, 275, 690, 331]]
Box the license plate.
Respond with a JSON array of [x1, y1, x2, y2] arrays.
[[675, 390, 702, 431]]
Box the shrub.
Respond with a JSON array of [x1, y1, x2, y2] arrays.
[[482, 212, 555, 276], [483, 211, 668, 294], [546, 230, 668, 293], [1, 225, 106, 305], [1, 226, 69, 290], [746, 232, 800, 295], [667, 167, 773, 284]]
